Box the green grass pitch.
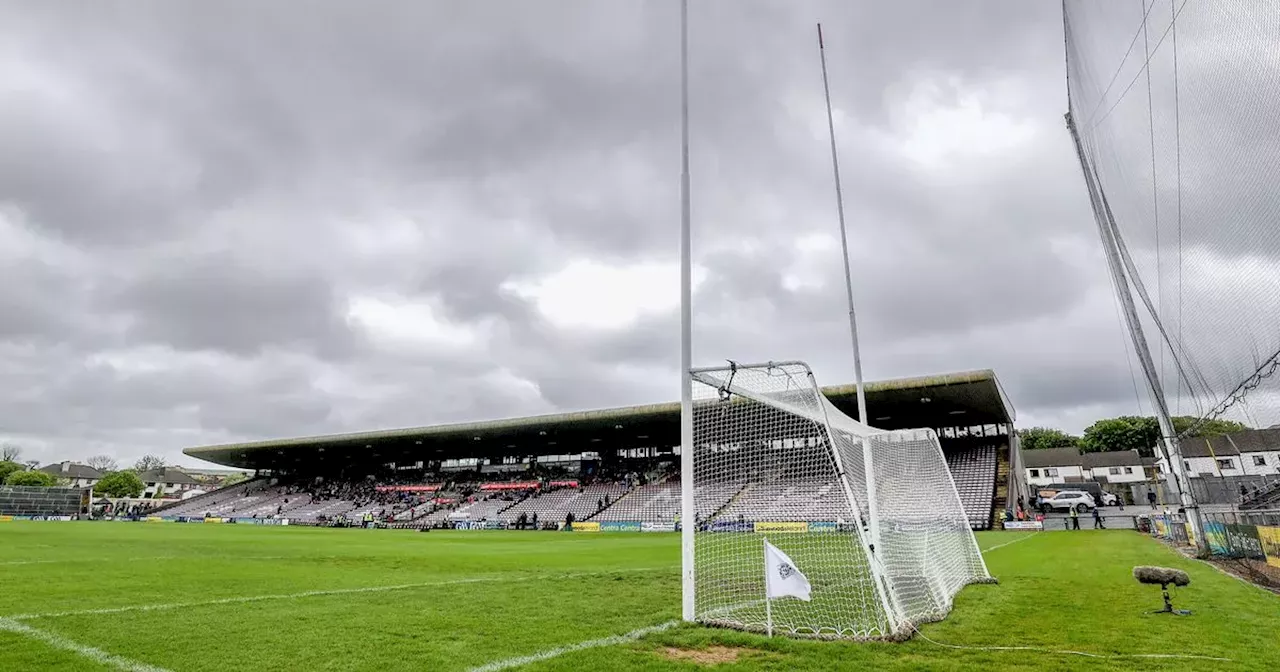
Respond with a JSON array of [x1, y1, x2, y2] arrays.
[[1, 523, 1277, 671]]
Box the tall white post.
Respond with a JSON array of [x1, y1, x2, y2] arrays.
[[817, 23, 878, 554], [763, 536, 773, 637], [679, 0, 697, 623]]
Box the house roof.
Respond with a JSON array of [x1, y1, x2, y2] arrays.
[[1081, 450, 1144, 469], [1175, 428, 1280, 458], [1218, 428, 1280, 454], [38, 462, 103, 480], [138, 467, 197, 485], [1021, 446, 1082, 468], [1178, 435, 1240, 458]]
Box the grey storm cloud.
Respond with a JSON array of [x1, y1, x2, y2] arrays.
[[0, 0, 1184, 467]]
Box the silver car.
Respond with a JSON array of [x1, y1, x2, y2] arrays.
[[1040, 491, 1096, 513]]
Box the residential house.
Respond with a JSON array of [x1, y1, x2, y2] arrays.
[[1156, 428, 1280, 478], [1081, 450, 1147, 483], [138, 467, 199, 498], [37, 462, 103, 489], [1022, 447, 1086, 487]]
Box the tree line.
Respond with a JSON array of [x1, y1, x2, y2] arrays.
[[1018, 416, 1249, 457]]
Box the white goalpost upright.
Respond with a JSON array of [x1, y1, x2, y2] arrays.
[[683, 361, 992, 640]]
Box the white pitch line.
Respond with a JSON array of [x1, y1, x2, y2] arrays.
[[0, 617, 174, 672], [980, 532, 1039, 555], [468, 620, 680, 672], [0, 555, 292, 567], [8, 566, 678, 621]]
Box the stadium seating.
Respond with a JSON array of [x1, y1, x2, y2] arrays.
[[288, 498, 362, 522], [0, 485, 85, 517], [593, 481, 743, 523], [147, 446, 999, 530], [945, 445, 997, 530], [714, 479, 845, 522], [501, 483, 627, 524], [157, 480, 265, 518]]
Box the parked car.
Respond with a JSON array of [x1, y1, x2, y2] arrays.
[[1040, 482, 1119, 507], [1040, 491, 1096, 513]]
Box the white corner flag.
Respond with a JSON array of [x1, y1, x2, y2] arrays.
[[764, 539, 811, 602]]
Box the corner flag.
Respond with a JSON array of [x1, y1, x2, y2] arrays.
[[763, 539, 811, 602]]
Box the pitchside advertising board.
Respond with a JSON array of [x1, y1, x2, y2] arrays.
[[1002, 521, 1044, 531], [1259, 527, 1280, 569], [1204, 521, 1266, 560], [599, 521, 641, 532]]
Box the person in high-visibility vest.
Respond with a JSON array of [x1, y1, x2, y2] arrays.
[[1069, 506, 1080, 530]]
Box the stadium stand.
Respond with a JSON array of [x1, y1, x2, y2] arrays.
[[593, 482, 680, 522], [945, 445, 997, 530], [714, 479, 844, 523], [502, 483, 628, 524], [158, 445, 999, 530], [149, 479, 258, 515], [0, 485, 87, 517]]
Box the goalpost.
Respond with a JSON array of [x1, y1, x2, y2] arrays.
[[683, 361, 992, 640]]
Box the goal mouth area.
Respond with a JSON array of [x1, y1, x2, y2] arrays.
[[686, 360, 995, 641]]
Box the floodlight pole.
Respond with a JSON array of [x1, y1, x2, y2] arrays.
[[818, 23, 879, 555], [1065, 112, 1206, 555], [679, 0, 697, 623]]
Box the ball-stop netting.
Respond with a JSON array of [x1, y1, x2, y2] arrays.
[[1065, 1, 1280, 435]]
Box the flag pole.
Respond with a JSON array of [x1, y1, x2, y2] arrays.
[[678, 0, 697, 623], [763, 536, 773, 637], [817, 21, 881, 562]]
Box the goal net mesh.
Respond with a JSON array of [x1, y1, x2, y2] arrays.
[[689, 361, 991, 640]]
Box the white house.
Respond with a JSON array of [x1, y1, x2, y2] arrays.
[[37, 462, 103, 489], [1022, 447, 1087, 487], [138, 467, 199, 498], [1156, 429, 1280, 478], [1081, 450, 1147, 483]]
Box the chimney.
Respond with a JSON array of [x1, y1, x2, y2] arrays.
[[61, 461, 70, 474]]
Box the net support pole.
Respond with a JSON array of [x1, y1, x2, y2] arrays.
[[817, 22, 879, 558], [1064, 112, 1207, 555], [678, 0, 697, 623], [762, 536, 773, 637]]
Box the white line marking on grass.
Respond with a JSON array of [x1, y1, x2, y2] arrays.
[[8, 566, 679, 621], [468, 620, 680, 672], [0, 617, 174, 672], [0, 555, 292, 566], [980, 532, 1039, 554]]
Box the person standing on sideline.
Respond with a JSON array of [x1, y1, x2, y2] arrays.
[[1092, 507, 1105, 529], [1069, 506, 1080, 530]]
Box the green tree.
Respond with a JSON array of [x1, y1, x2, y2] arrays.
[[1080, 415, 1251, 456], [0, 460, 22, 484], [1171, 416, 1248, 437], [1080, 416, 1158, 455], [1017, 427, 1080, 450], [5, 470, 57, 487], [94, 471, 145, 498]]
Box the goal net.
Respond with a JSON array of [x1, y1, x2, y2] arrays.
[[686, 361, 991, 640]]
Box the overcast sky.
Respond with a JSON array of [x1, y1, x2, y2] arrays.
[[0, 1, 1158, 468]]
